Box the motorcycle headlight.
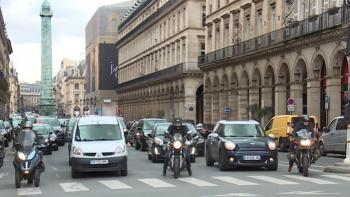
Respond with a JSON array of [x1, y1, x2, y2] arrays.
[[115, 145, 126, 154], [18, 152, 26, 160], [267, 141, 277, 150], [154, 137, 163, 145], [224, 141, 236, 151], [72, 146, 83, 156], [300, 139, 311, 146], [27, 150, 36, 160], [173, 141, 182, 149]]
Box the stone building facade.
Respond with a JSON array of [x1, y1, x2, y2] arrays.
[[199, 0, 350, 127], [0, 7, 13, 119], [116, 0, 206, 122], [8, 62, 19, 114], [20, 83, 41, 112]]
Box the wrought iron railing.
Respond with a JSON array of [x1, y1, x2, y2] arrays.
[[198, 6, 350, 66], [116, 62, 199, 91]]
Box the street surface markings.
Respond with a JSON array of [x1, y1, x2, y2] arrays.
[[59, 182, 89, 192], [138, 178, 176, 188], [283, 175, 337, 185], [278, 163, 322, 172], [214, 193, 260, 197], [17, 187, 42, 196], [178, 177, 217, 187], [278, 191, 341, 195], [322, 174, 350, 181], [99, 180, 132, 190], [212, 176, 259, 186], [249, 176, 299, 185]]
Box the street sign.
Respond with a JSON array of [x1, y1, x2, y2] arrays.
[[325, 95, 330, 110], [287, 98, 296, 112], [224, 107, 231, 114]]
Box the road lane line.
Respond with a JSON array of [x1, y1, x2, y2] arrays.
[[138, 178, 175, 188], [178, 177, 217, 187], [249, 176, 299, 185], [322, 174, 350, 182], [99, 180, 132, 190], [59, 182, 89, 192], [283, 175, 338, 185], [279, 161, 325, 168], [212, 176, 259, 186], [278, 163, 322, 172], [17, 188, 42, 195]]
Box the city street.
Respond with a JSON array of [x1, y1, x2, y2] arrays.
[[1, 146, 349, 197]]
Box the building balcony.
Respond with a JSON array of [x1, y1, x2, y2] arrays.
[[198, 6, 350, 67], [116, 62, 200, 92]]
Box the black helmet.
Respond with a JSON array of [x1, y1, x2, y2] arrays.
[[301, 115, 310, 122], [173, 118, 182, 126], [23, 121, 33, 129]]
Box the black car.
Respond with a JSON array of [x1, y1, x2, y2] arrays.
[[147, 123, 171, 162], [65, 117, 77, 157], [205, 120, 278, 171], [44, 125, 59, 151], [32, 124, 52, 155], [37, 117, 65, 146], [134, 119, 167, 151], [183, 123, 204, 159], [0, 120, 10, 147]]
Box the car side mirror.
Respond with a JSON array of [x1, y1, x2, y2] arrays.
[[147, 133, 153, 138], [322, 127, 328, 133], [137, 127, 142, 131]]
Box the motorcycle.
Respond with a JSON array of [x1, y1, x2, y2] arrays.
[[291, 129, 317, 177], [165, 133, 191, 178], [13, 135, 45, 188]]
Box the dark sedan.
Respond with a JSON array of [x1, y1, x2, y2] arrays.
[[33, 124, 52, 155], [134, 118, 167, 151], [147, 123, 171, 162], [205, 120, 278, 171], [37, 117, 65, 146]]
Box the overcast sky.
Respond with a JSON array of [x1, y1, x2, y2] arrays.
[[2, 0, 129, 83]]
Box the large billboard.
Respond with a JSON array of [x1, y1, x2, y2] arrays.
[[98, 44, 117, 90]]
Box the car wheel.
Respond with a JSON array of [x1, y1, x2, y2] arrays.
[[15, 170, 21, 188], [279, 138, 287, 152], [151, 154, 157, 163], [68, 158, 71, 166], [34, 169, 40, 187], [71, 168, 79, 179], [135, 141, 140, 150], [28, 178, 33, 184], [267, 162, 278, 171], [148, 153, 151, 160], [140, 141, 146, 151], [205, 147, 214, 166], [0, 158, 3, 168], [121, 168, 127, 176], [218, 150, 228, 171], [319, 142, 327, 156]]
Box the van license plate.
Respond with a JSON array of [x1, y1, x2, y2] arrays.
[[90, 160, 108, 165], [243, 156, 261, 160]]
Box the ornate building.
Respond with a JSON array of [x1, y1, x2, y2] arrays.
[[8, 62, 19, 114], [0, 6, 13, 120], [116, 0, 206, 122], [20, 82, 41, 112], [199, 0, 350, 127]]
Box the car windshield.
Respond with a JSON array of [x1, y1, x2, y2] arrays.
[[292, 117, 316, 130], [143, 120, 167, 131], [40, 118, 61, 127], [119, 119, 126, 129], [33, 126, 49, 135], [223, 124, 265, 137], [68, 118, 77, 128], [4, 121, 11, 127], [155, 124, 171, 136], [75, 124, 122, 141], [185, 123, 197, 133], [58, 119, 66, 124], [45, 126, 54, 133]]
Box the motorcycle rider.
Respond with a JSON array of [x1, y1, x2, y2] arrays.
[[15, 121, 36, 150], [287, 115, 319, 172], [163, 118, 192, 176]]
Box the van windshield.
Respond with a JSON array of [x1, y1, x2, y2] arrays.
[[75, 124, 122, 141]]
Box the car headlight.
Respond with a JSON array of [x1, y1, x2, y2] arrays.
[[18, 152, 26, 160], [267, 141, 277, 150], [72, 146, 83, 156], [173, 141, 182, 149], [300, 139, 311, 146], [27, 150, 36, 160], [115, 145, 126, 154], [136, 133, 140, 136], [44, 138, 49, 143], [185, 140, 193, 146], [154, 137, 163, 145], [225, 141, 236, 151], [191, 147, 196, 154], [50, 135, 57, 141]]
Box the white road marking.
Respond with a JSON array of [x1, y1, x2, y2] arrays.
[[278, 163, 322, 172], [59, 182, 89, 192], [212, 176, 258, 186], [249, 175, 298, 185], [0, 172, 9, 179], [51, 166, 58, 171], [17, 188, 42, 196], [322, 174, 350, 181], [283, 175, 337, 185], [138, 178, 175, 188], [178, 177, 217, 187], [99, 180, 132, 190], [279, 161, 325, 168], [215, 193, 260, 197], [278, 191, 340, 195], [55, 173, 60, 178]]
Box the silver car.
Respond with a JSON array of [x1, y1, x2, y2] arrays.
[[319, 116, 347, 156]]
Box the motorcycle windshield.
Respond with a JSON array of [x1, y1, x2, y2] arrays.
[[296, 129, 312, 139], [16, 132, 35, 151], [172, 133, 183, 142]]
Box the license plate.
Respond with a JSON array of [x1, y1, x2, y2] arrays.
[[243, 155, 261, 160], [90, 160, 109, 165]]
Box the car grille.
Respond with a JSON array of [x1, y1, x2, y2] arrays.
[[81, 163, 119, 169], [102, 152, 114, 156], [236, 147, 268, 153], [83, 152, 115, 157], [83, 153, 96, 157]]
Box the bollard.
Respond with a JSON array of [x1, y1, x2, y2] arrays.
[[344, 125, 350, 164]]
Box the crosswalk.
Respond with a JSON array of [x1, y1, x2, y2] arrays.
[[15, 174, 350, 195]]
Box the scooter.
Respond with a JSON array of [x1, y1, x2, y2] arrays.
[[13, 143, 45, 188]]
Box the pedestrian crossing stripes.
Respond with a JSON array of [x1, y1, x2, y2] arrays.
[[15, 174, 350, 195]]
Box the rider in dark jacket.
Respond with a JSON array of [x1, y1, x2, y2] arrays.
[[163, 118, 192, 176]]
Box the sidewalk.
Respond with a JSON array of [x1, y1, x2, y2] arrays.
[[324, 163, 350, 174]]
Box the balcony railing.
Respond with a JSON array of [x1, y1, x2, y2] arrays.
[[116, 62, 199, 91], [198, 6, 350, 66]]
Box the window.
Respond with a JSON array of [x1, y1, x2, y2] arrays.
[[74, 83, 79, 90], [328, 119, 337, 131], [217, 0, 220, 9], [75, 94, 79, 104], [257, 10, 263, 36], [244, 15, 251, 40], [223, 124, 265, 137], [202, 6, 206, 27], [336, 118, 348, 130], [200, 43, 205, 56], [265, 119, 274, 131]]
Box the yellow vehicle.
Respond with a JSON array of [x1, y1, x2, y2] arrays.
[[264, 115, 318, 151]]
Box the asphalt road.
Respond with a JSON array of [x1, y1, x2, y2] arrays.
[[0, 145, 349, 197]]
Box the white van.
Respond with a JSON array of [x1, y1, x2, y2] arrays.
[[69, 116, 128, 178]]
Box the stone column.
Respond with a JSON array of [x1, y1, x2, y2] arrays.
[[211, 91, 220, 123], [327, 77, 341, 122], [230, 90, 238, 120], [307, 79, 321, 121], [219, 90, 228, 120], [249, 87, 260, 120], [261, 86, 273, 125], [204, 91, 212, 124], [212, 24, 216, 51], [275, 85, 287, 115], [290, 82, 303, 115], [220, 18, 224, 49], [238, 88, 249, 120]]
